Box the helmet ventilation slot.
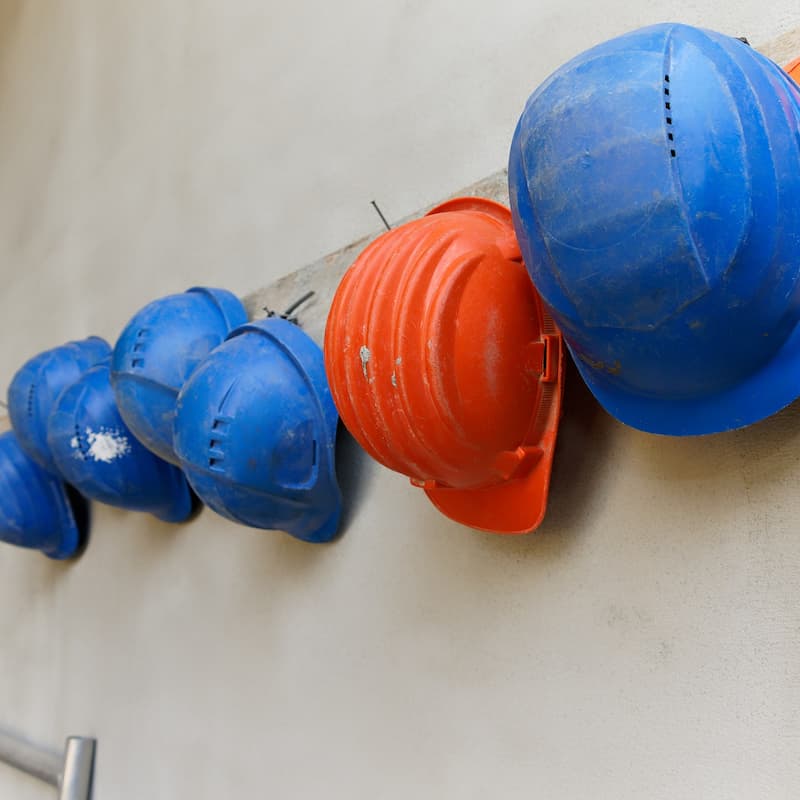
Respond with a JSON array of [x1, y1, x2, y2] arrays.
[[664, 74, 676, 157], [131, 329, 148, 368], [27, 384, 36, 418], [208, 415, 230, 470], [208, 440, 225, 469]]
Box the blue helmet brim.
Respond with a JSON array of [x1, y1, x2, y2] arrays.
[[0, 432, 90, 560], [150, 472, 196, 524], [572, 320, 800, 435]]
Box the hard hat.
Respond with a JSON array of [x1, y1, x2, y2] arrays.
[[0, 430, 89, 559], [111, 287, 247, 464], [786, 55, 800, 84], [508, 23, 800, 435], [48, 362, 194, 523], [7, 337, 111, 473], [173, 317, 342, 543], [324, 197, 564, 534]]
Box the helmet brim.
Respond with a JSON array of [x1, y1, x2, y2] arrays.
[[49, 483, 91, 560], [150, 475, 196, 524], [571, 322, 800, 435], [424, 451, 556, 534], [425, 323, 565, 535], [287, 500, 342, 544]]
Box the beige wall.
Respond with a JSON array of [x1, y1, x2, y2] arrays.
[[1, 3, 799, 798]]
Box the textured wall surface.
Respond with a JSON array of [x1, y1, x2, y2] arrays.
[[1, 3, 799, 798]]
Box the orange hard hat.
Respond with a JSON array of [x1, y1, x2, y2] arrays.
[[324, 197, 564, 534], [786, 55, 800, 83]]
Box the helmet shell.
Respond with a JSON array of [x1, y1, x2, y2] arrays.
[[48, 363, 194, 523], [509, 23, 800, 435], [8, 337, 111, 473], [0, 430, 88, 559], [111, 287, 247, 464], [324, 198, 564, 534], [173, 318, 342, 543]]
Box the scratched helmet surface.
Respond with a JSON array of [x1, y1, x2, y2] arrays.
[[173, 318, 342, 543], [7, 337, 111, 474], [509, 23, 800, 435], [0, 430, 89, 559], [48, 362, 194, 523], [324, 198, 564, 534], [111, 287, 247, 464]]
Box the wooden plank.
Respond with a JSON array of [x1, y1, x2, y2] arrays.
[[242, 170, 509, 346]]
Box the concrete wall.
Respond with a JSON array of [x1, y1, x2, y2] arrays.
[[1, 2, 799, 797]]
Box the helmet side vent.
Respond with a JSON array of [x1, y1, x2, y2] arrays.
[[27, 384, 36, 418], [664, 74, 676, 157], [208, 415, 231, 471], [131, 328, 149, 369]]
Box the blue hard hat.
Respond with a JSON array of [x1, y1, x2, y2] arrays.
[[8, 337, 111, 472], [509, 23, 800, 435], [47, 362, 194, 523], [173, 318, 342, 543], [0, 430, 89, 559], [111, 287, 247, 464]]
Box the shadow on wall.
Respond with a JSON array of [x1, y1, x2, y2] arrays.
[[435, 352, 616, 564], [630, 386, 800, 495], [334, 423, 376, 538], [544, 353, 615, 534], [469, 344, 800, 562]]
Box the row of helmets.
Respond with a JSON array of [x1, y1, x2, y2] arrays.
[[2, 24, 800, 559], [2, 288, 341, 558], [110, 288, 341, 542], [325, 28, 800, 527]]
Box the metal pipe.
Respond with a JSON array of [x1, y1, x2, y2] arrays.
[[58, 737, 95, 800], [0, 728, 95, 799], [0, 727, 61, 786]]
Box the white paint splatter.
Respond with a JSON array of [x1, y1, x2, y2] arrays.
[[391, 373, 397, 387], [395, 357, 402, 365], [72, 426, 131, 463], [359, 345, 371, 378]]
